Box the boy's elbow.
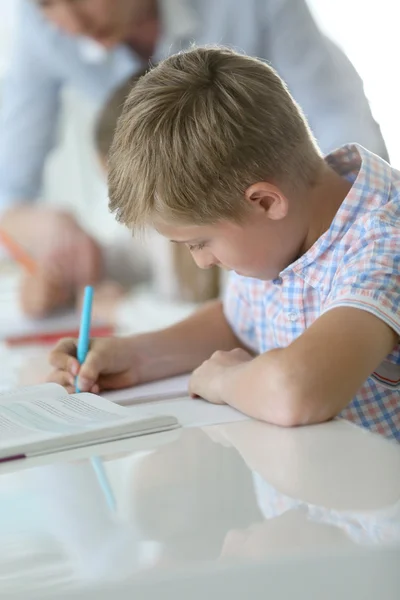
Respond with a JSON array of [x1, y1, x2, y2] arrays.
[[256, 360, 335, 428], [269, 389, 334, 428], [268, 391, 313, 428]]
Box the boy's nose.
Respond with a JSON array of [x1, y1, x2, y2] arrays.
[[194, 253, 217, 270]]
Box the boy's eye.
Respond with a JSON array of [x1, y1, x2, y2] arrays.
[[188, 242, 206, 252]]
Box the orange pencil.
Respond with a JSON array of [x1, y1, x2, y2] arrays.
[[0, 229, 37, 275]]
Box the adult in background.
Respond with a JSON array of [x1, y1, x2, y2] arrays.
[[0, 0, 388, 315]]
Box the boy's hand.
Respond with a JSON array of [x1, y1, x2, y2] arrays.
[[189, 348, 253, 404], [48, 336, 141, 394]]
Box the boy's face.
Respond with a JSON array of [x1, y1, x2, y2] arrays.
[[155, 185, 307, 281], [36, 0, 153, 47]]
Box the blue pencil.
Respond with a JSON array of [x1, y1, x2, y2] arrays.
[[76, 285, 94, 393], [76, 286, 117, 512]]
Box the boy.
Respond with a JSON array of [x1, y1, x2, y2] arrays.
[[48, 47, 400, 442]]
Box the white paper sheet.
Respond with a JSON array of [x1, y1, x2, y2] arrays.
[[124, 397, 249, 428], [104, 376, 249, 428], [103, 374, 191, 405]]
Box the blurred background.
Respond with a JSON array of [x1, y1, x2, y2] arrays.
[[1, 0, 397, 227], [0, 5, 399, 595], [0, 0, 398, 321]]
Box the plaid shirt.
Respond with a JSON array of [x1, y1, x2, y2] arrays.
[[224, 144, 400, 442]]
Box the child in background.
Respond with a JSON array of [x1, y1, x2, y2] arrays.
[[49, 47, 400, 442], [16, 74, 148, 320], [17, 213, 103, 318], [20, 68, 220, 320]]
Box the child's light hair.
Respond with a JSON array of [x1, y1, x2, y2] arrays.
[[108, 46, 322, 229]]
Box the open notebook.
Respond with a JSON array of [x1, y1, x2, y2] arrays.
[[0, 383, 179, 462]]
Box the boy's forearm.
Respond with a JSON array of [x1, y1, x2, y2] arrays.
[[133, 299, 243, 383], [215, 307, 399, 427]]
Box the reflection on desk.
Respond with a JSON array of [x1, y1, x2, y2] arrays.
[[0, 418, 399, 597]]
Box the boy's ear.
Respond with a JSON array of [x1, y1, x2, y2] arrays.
[[245, 182, 289, 221]]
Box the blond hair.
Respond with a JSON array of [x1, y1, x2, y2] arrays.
[[109, 46, 322, 229]]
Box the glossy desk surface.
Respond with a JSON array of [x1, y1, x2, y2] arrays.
[[1, 417, 399, 598], [0, 283, 399, 598]]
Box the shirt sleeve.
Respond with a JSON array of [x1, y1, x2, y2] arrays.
[[322, 214, 400, 337], [0, 0, 62, 210], [223, 272, 259, 352], [259, 0, 388, 159]]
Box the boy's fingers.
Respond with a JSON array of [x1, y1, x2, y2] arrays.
[[49, 338, 79, 374], [77, 349, 109, 391], [97, 370, 136, 391], [47, 368, 75, 392]]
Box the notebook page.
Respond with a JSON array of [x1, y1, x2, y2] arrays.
[[103, 374, 190, 405], [0, 391, 137, 454], [0, 383, 67, 403]]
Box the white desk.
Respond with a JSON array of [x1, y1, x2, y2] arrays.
[[0, 418, 399, 599], [0, 290, 399, 599]]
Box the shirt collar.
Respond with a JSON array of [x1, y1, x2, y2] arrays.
[[282, 144, 393, 286]]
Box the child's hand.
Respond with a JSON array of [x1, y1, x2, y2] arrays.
[[2, 206, 103, 287], [20, 269, 73, 318], [189, 348, 253, 404], [48, 336, 141, 394]]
